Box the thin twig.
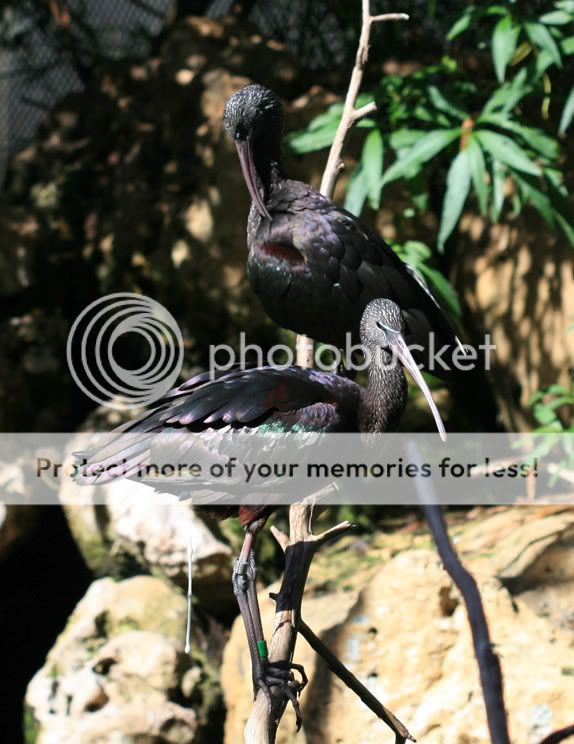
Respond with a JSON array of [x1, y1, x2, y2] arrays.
[[407, 442, 511, 744], [299, 620, 414, 743], [295, 0, 408, 368], [319, 2, 409, 199]]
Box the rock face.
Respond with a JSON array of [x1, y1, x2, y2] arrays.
[[25, 575, 220, 744], [455, 214, 574, 430], [221, 507, 574, 743]]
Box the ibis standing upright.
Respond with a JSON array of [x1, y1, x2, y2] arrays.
[[75, 299, 445, 725], [223, 84, 463, 377]]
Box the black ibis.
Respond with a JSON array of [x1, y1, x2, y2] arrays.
[[74, 298, 445, 725], [223, 84, 463, 378]]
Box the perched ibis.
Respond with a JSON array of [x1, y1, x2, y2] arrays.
[[75, 299, 445, 724], [223, 84, 463, 378]]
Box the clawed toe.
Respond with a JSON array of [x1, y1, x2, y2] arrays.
[[255, 661, 307, 731]]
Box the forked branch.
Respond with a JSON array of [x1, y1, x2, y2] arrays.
[[295, 0, 408, 367]]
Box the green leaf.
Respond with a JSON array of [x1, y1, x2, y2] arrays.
[[466, 136, 488, 215], [344, 164, 369, 216], [559, 86, 574, 134], [382, 128, 461, 187], [561, 35, 574, 55], [307, 104, 343, 131], [490, 160, 505, 222], [437, 149, 471, 251], [427, 85, 467, 120], [492, 15, 521, 82], [477, 114, 559, 160], [531, 49, 556, 79], [475, 130, 541, 175], [483, 68, 530, 114], [447, 10, 475, 40], [388, 129, 428, 150], [418, 264, 462, 317], [539, 10, 573, 25], [361, 129, 384, 210], [287, 122, 339, 153], [400, 240, 432, 261], [524, 21, 562, 67], [546, 179, 574, 245], [514, 173, 555, 226]]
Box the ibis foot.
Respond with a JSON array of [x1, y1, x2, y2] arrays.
[[255, 660, 308, 731]]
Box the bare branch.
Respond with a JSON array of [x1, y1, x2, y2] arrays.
[[407, 442, 511, 744], [269, 525, 289, 552], [299, 620, 414, 743], [295, 1, 408, 368], [295, 334, 314, 368], [538, 724, 574, 744], [319, 0, 409, 199], [371, 13, 410, 22], [244, 504, 316, 742], [352, 101, 378, 121]]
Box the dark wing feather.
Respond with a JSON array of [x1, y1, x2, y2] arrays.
[[74, 366, 360, 487]]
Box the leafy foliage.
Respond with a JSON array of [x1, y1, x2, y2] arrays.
[[527, 378, 574, 482], [287, 0, 574, 255]]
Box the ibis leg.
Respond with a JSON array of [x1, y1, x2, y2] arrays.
[[232, 526, 307, 729]]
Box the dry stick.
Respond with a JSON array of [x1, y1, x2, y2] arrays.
[[246, 4, 409, 741], [407, 442, 511, 744], [295, 0, 409, 369], [319, 4, 409, 198], [244, 510, 353, 742], [271, 514, 413, 742], [298, 620, 413, 744]]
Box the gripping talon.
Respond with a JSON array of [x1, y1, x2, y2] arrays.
[[254, 660, 307, 730]]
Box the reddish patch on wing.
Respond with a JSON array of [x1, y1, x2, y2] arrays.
[[257, 242, 305, 269], [265, 383, 291, 408]]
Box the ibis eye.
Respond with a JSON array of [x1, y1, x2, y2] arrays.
[[376, 320, 394, 333], [234, 124, 248, 141]]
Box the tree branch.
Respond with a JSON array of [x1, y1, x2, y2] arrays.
[[407, 443, 511, 744], [538, 725, 574, 744], [298, 620, 414, 743], [319, 2, 409, 199], [244, 508, 352, 742], [295, 0, 408, 369], [246, 4, 409, 740]]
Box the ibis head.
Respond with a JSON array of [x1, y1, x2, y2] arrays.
[[223, 84, 283, 219], [361, 299, 446, 441]]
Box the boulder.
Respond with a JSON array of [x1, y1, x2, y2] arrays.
[[25, 575, 221, 744]]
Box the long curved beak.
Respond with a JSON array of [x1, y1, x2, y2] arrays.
[[387, 331, 447, 442], [235, 140, 271, 220]]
